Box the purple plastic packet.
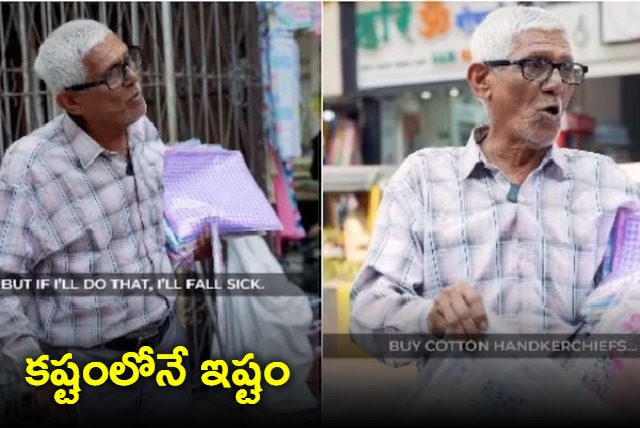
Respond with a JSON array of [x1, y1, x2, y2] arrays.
[[163, 146, 283, 242], [603, 209, 640, 280]]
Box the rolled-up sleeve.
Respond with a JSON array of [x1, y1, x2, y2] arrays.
[[349, 162, 434, 366], [0, 181, 45, 374]]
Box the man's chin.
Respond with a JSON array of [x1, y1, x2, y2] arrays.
[[519, 127, 560, 149], [543, 127, 561, 146], [126, 102, 147, 126]]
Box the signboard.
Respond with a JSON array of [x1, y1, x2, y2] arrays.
[[546, 2, 640, 78], [356, 2, 640, 88], [601, 2, 640, 45], [355, 2, 508, 89]]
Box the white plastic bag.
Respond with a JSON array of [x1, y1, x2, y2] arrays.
[[212, 235, 316, 412]]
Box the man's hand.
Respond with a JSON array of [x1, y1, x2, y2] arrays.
[[428, 282, 488, 337], [33, 383, 78, 424], [193, 227, 212, 262]]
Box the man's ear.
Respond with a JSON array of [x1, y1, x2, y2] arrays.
[[467, 63, 492, 103], [56, 91, 84, 116]]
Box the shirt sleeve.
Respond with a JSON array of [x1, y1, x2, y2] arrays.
[[0, 181, 45, 375], [349, 158, 435, 366]]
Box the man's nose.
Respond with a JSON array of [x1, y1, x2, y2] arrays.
[[541, 67, 563, 94], [123, 65, 139, 87]]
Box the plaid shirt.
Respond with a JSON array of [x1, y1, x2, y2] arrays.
[[0, 114, 173, 372], [350, 126, 640, 366]]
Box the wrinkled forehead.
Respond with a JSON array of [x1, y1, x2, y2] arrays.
[[510, 29, 573, 62], [82, 33, 128, 77]]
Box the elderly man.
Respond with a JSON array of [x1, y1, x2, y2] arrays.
[[350, 5, 639, 423], [0, 19, 205, 424]]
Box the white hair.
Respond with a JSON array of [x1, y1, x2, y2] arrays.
[[470, 6, 568, 62], [34, 19, 113, 94]]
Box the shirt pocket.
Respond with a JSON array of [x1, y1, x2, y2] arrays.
[[544, 211, 605, 250], [543, 211, 604, 291], [65, 200, 114, 254]]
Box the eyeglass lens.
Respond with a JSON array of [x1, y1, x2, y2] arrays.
[[106, 49, 142, 90], [523, 60, 583, 84]]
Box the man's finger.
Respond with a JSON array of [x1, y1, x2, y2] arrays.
[[427, 308, 447, 336], [449, 293, 479, 335], [437, 297, 464, 335], [461, 287, 488, 331]]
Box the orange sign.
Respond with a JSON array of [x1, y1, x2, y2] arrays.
[[418, 2, 451, 39], [460, 48, 471, 62]]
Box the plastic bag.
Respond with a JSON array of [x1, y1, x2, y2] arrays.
[[212, 235, 317, 412], [163, 147, 282, 243]]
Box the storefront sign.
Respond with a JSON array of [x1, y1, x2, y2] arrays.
[[600, 2, 640, 45], [356, 2, 507, 89], [546, 2, 640, 78]]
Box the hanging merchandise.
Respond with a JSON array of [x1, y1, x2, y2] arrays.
[[258, 3, 313, 244], [310, 1, 321, 38], [264, 1, 317, 33], [259, 1, 305, 161], [268, 146, 306, 255], [268, 32, 302, 159]]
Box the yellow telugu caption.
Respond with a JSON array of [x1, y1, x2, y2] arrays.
[[25, 347, 290, 405]]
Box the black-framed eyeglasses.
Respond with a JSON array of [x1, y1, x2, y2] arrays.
[[65, 46, 142, 92], [484, 58, 589, 85]]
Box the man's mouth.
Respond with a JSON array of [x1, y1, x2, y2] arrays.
[[540, 104, 562, 121], [128, 91, 140, 101]]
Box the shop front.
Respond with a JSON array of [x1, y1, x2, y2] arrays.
[[354, 1, 503, 164], [324, 1, 640, 168]]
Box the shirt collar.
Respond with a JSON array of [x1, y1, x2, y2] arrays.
[[62, 113, 104, 169], [458, 124, 569, 181], [546, 140, 568, 180], [62, 113, 147, 170]]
